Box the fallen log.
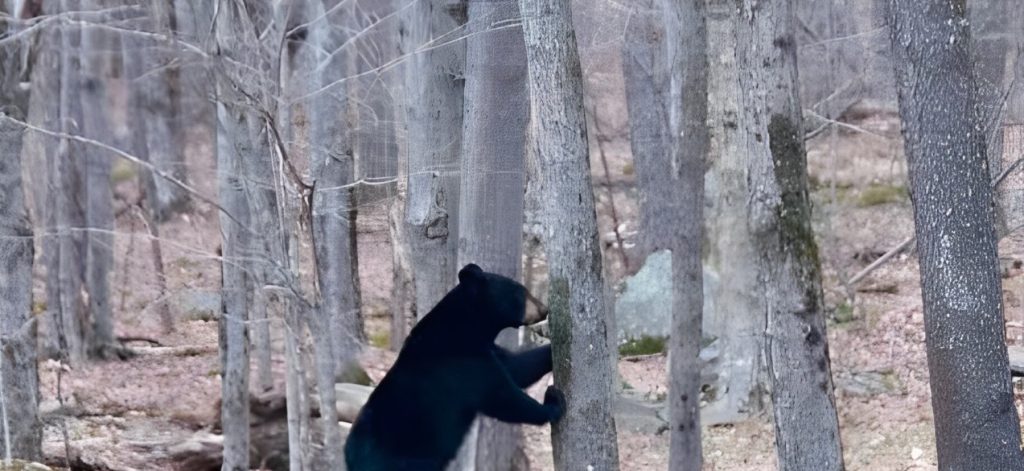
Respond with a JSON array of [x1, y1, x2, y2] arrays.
[[170, 383, 370, 470]]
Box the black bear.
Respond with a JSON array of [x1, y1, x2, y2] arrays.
[[344, 264, 564, 470]]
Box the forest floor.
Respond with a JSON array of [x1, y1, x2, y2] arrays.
[[32, 108, 1024, 470]]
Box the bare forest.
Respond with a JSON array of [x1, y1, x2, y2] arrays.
[[0, 0, 1022, 470]]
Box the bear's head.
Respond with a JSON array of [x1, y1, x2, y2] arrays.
[[457, 263, 548, 335], [403, 264, 549, 353]]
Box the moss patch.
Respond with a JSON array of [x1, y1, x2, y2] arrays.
[[768, 114, 823, 316], [111, 159, 137, 184], [369, 331, 390, 349], [548, 277, 573, 383], [833, 302, 855, 324], [856, 184, 907, 207], [337, 361, 373, 386], [619, 335, 667, 356]]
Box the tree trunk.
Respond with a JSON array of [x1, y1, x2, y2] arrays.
[[308, 0, 364, 384], [661, 0, 708, 469], [277, 3, 315, 465], [306, 1, 357, 467], [519, 1, 620, 469], [623, 0, 708, 467], [968, 0, 1024, 238], [386, 0, 414, 350], [120, 2, 176, 334], [351, 0, 401, 208], [0, 3, 41, 460], [735, 1, 844, 469], [401, 0, 466, 318], [700, 0, 767, 424], [212, 2, 260, 468], [968, 0, 1010, 176], [26, 0, 64, 359], [79, 0, 116, 358], [389, 188, 414, 350], [142, 1, 189, 220], [240, 124, 281, 399], [57, 0, 88, 365], [454, 1, 531, 469], [215, 103, 253, 471], [887, 1, 1024, 468], [622, 0, 673, 261]]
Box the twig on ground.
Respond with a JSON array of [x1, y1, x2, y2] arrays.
[[622, 352, 666, 362], [849, 236, 914, 285]]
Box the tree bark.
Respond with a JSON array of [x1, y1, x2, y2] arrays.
[[968, 0, 1010, 176], [308, 0, 364, 384], [79, 0, 116, 358], [306, 1, 357, 467], [622, 0, 673, 261], [661, 0, 708, 469], [968, 0, 1024, 238], [26, 0, 64, 359], [700, 0, 767, 424], [212, 2, 260, 468], [455, 1, 531, 469], [0, 2, 41, 460], [215, 99, 254, 471], [126, 0, 189, 221], [57, 0, 88, 365], [623, 0, 708, 467], [887, 1, 1024, 468], [735, 1, 844, 469], [401, 0, 466, 318], [519, 1, 620, 469], [277, 3, 315, 465], [386, 0, 414, 351]]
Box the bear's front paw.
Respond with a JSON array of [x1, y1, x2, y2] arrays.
[[544, 386, 565, 423]]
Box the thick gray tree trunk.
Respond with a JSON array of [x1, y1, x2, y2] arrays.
[[661, 0, 708, 468], [968, 0, 1024, 238], [1009, 8, 1024, 126], [215, 105, 253, 471], [351, 0, 401, 208], [455, 1, 531, 469], [243, 0, 294, 398], [401, 0, 466, 318], [623, 0, 708, 467], [0, 120, 40, 463], [622, 0, 673, 260], [735, 1, 844, 469], [385, 0, 413, 350], [700, 0, 766, 424], [0, 3, 41, 460], [134, 0, 189, 221], [79, 0, 116, 358], [277, 3, 315, 464], [968, 0, 1010, 175], [212, 2, 259, 468], [887, 1, 1024, 468], [120, 2, 176, 334], [241, 124, 281, 399], [26, 0, 64, 359], [57, 0, 88, 365], [308, 0, 364, 385], [519, 1, 620, 469], [306, 1, 357, 467]]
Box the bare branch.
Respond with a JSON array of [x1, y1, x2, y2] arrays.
[[0, 113, 246, 229], [803, 108, 891, 140]]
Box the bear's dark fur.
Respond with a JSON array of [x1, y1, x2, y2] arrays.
[[344, 264, 564, 470]]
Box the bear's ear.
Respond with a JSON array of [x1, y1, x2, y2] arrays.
[[458, 263, 484, 285]]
